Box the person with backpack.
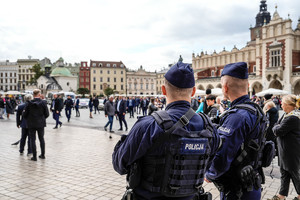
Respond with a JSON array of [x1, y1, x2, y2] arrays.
[[205, 62, 273, 200], [64, 95, 74, 122], [112, 62, 221, 200]]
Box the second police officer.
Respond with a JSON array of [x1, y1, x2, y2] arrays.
[[205, 62, 269, 200], [113, 62, 221, 200]]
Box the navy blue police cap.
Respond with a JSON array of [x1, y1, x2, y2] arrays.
[[221, 62, 248, 79], [164, 62, 195, 88]]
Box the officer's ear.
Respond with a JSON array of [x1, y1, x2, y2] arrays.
[[191, 87, 196, 97], [162, 85, 167, 95]]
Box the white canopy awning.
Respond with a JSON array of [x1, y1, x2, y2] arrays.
[[255, 88, 290, 97]]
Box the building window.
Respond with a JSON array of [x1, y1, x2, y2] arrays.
[[121, 78, 123, 82], [129, 84, 131, 89], [93, 77, 96, 82], [114, 78, 116, 82], [146, 84, 148, 90], [271, 50, 281, 67], [100, 70, 102, 74], [107, 77, 110, 82], [100, 85, 103, 90], [114, 85, 116, 90], [113, 64, 116, 68], [92, 63, 96, 67], [120, 64, 124, 68], [134, 83, 137, 90], [114, 70, 116, 74], [121, 71, 123, 74], [93, 70, 96, 74], [107, 63, 110, 67], [211, 70, 215, 77], [107, 70, 110, 74], [121, 85, 123, 90], [86, 78, 89, 82], [41, 84, 43, 89], [93, 84, 96, 90], [151, 84, 154, 90], [141, 83, 143, 89], [253, 65, 256, 72], [67, 82, 69, 86], [99, 63, 102, 67], [100, 77, 103, 82]]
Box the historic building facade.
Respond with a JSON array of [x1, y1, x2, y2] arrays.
[[0, 60, 18, 91], [79, 61, 90, 90], [192, 1, 300, 95], [17, 57, 39, 91], [127, 66, 157, 95], [90, 60, 126, 96]]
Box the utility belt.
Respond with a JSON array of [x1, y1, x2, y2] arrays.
[[213, 165, 262, 196]]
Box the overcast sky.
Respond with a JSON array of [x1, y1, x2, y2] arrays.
[[0, 0, 299, 71]]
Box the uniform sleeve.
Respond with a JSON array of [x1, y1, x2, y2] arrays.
[[272, 116, 299, 137], [112, 117, 163, 175], [205, 113, 249, 181]]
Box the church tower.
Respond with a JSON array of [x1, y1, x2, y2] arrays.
[[250, 0, 271, 41]]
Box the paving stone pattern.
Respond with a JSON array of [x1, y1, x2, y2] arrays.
[[0, 108, 297, 199]]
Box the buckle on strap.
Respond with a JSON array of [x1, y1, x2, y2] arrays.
[[179, 115, 189, 126]]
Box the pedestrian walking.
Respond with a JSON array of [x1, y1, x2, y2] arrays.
[[113, 61, 221, 199], [23, 89, 49, 161], [140, 97, 149, 116], [104, 95, 115, 138], [16, 94, 33, 155], [5, 95, 13, 119], [74, 96, 80, 117], [93, 96, 100, 114], [268, 95, 300, 200], [127, 97, 135, 118], [115, 96, 128, 131], [64, 95, 73, 122], [50, 94, 62, 129], [89, 97, 93, 118]]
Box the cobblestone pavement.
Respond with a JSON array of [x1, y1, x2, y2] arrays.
[[0, 108, 298, 200]]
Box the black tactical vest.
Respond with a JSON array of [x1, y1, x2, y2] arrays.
[[141, 108, 214, 197]]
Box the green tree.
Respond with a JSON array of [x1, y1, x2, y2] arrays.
[[104, 87, 114, 97], [77, 88, 90, 97], [29, 64, 44, 84]]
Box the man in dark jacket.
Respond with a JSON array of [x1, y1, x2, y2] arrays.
[[203, 88, 211, 114], [64, 95, 73, 122], [115, 96, 128, 131], [140, 97, 149, 116], [93, 96, 100, 114], [127, 97, 135, 118], [23, 89, 49, 161], [16, 94, 33, 155], [50, 94, 62, 129]]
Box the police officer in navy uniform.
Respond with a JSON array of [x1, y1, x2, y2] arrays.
[[113, 62, 221, 200], [205, 62, 265, 200]]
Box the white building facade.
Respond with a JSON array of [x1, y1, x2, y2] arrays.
[[0, 61, 19, 91]]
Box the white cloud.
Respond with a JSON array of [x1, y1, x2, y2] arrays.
[[0, 0, 299, 71]]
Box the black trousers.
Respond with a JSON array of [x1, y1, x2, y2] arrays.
[[20, 128, 32, 154], [279, 167, 300, 196], [118, 113, 128, 130], [29, 128, 45, 158]]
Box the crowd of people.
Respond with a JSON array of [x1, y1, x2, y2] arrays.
[[1, 61, 300, 200]]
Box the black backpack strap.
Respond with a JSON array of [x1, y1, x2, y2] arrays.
[[198, 112, 214, 137]]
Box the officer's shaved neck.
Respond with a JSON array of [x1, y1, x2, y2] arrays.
[[162, 80, 195, 105], [221, 76, 248, 102]]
